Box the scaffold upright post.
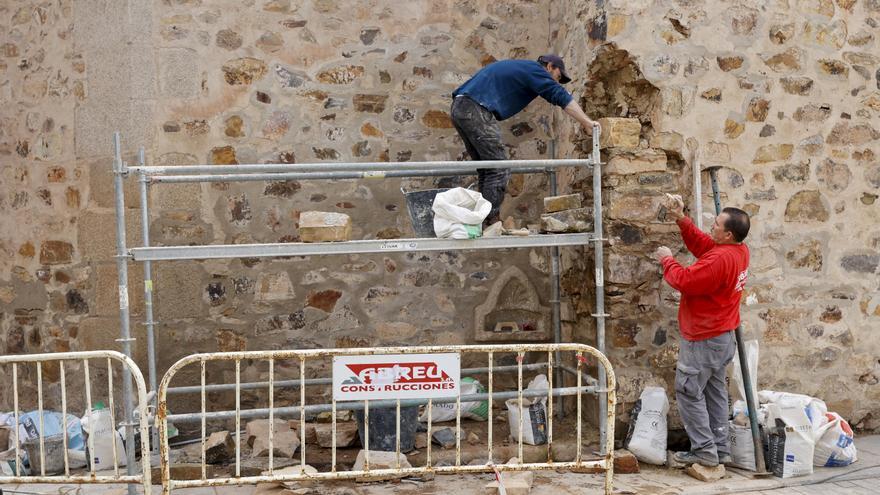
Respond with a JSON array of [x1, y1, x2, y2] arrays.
[[591, 125, 608, 454], [113, 132, 138, 495]]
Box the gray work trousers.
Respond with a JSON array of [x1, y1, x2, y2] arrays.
[[675, 331, 736, 462], [450, 95, 509, 225]]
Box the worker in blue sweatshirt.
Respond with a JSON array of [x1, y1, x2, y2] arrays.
[[452, 54, 600, 226]]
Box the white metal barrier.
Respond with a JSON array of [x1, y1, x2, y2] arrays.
[[158, 344, 616, 494], [0, 351, 152, 494]]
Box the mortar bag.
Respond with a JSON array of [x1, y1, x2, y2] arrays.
[[419, 377, 489, 423], [16, 411, 86, 452], [813, 412, 857, 467], [758, 391, 827, 433], [506, 374, 549, 445], [731, 339, 758, 404], [767, 419, 814, 478], [625, 386, 669, 465], [432, 187, 491, 239], [728, 421, 756, 471]]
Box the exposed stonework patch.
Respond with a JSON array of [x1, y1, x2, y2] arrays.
[[222, 58, 268, 85], [786, 239, 823, 271], [785, 190, 830, 222]]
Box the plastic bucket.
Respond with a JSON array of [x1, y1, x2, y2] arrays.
[[355, 405, 419, 452], [23, 434, 65, 475], [402, 188, 448, 238]]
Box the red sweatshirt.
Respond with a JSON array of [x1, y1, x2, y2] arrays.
[[660, 217, 750, 341]]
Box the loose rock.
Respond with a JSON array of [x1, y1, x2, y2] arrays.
[[352, 450, 412, 481], [686, 463, 726, 482], [541, 208, 594, 233]]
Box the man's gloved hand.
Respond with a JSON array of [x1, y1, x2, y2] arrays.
[[654, 245, 673, 262], [664, 193, 685, 220]]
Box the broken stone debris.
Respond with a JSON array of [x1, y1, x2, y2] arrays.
[[431, 426, 456, 449], [203, 430, 235, 464], [299, 211, 352, 242], [246, 418, 301, 458], [613, 448, 640, 474], [314, 421, 359, 448], [352, 449, 412, 481], [686, 462, 726, 482], [540, 207, 594, 233]]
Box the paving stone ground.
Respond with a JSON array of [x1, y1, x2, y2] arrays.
[[2, 436, 878, 495]]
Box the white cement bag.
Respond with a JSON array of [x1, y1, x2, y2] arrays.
[[759, 391, 827, 433], [731, 339, 758, 404], [813, 412, 857, 467], [765, 403, 814, 478], [625, 387, 668, 465], [432, 187, 491, 239], [728, 421, 756, 471], [419, 377, 489, 423], [506, 375, 549, 445]]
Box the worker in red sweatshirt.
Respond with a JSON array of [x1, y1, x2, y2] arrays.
[[653, 194, 750, 468]]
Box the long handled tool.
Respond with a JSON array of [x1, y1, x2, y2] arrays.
[[704, 165, 767, 474]]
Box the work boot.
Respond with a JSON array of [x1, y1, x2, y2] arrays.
[[718, 453, 733, 465], [672, 451, 719, 467]]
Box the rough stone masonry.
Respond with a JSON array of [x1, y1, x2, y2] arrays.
[[0, 0, 877, 435]]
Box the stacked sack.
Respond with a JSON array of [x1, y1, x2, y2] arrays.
[[728, 391, 858, 477]]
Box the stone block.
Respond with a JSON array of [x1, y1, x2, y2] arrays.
[[613, 449, 640, 473], [159, 48, 200, 98], [605, 149, 667, 175], [314, 422, 358, 448], [252, 429, 300, 458], [204, 430, 235, 464], [432, 427, 456, 449], [255, 272, 295, 302], [753, 144, 793, 163], [608, 192, 665, 222], [155, 263, 205, 320], [649, 132, 683, 152], [597, 118, 640, 148], [784, 190, 830, 222], [40, 241, 74, 265], [686, 463, 725, 482], [299, 211, 352, 242], [222, 57, 268, 85], [246, 419, 300, 458], [540, 208, 594, 233], [94, 262, 144, 316], [78, 210, 143, 262], [543, 194, 582, 213], [246, 419, 291, 446], [607, 253, 657, 285], [352, 450, 412, 481]]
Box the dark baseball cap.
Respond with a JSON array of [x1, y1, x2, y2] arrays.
[[538, 54, 572, 84]]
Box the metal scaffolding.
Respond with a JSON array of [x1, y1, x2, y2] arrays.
[[111, 128, 608, 453]]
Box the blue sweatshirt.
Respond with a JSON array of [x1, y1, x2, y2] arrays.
[[453, 60, 574, 121]]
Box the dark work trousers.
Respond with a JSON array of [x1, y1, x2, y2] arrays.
[[675, 330, 736, 463], [450, 95, 509, 225]]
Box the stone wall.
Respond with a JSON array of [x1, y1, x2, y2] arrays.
[[0, 0, 571, 411], [554, 0, 880, 432], [1, 0, 878, 432]]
